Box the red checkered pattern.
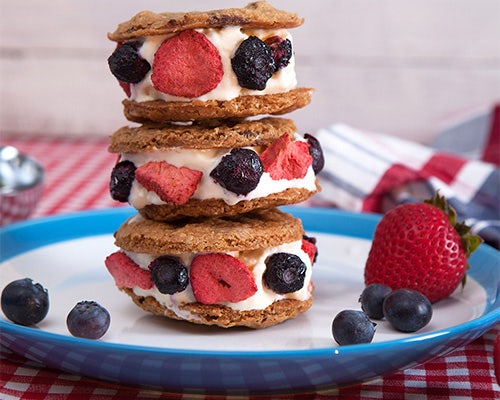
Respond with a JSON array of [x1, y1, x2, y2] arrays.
[[0, 136, 120, 217], [0, 134, 499, 399], [0, 186, 42, 226]]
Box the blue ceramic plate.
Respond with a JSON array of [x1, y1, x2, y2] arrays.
[[1, 207, 499, 395]]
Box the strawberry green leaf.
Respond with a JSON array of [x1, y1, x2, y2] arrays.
[[424, 191, 483, 261]]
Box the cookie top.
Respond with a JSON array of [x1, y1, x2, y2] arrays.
[[114, 208, 304, 254], [108, 1, 304, 42], [108, 117, 296, 152]]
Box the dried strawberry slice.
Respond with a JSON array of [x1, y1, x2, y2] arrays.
[[118, 81, 131, 97], [105, 252, 153, 290], [301, 236, 318, 264], [135, 161, 202, 205], [151, 30, 223, 98], [260, 133, 313, 180], [190, 253, 257, 304]]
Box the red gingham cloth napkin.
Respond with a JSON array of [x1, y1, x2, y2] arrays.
[[0, 134, 499, 399], [312, 104, 500, 248], [0, 328, 498, 399]]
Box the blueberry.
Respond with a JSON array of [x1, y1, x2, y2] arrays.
[[108, 41, 151, 83], [264, 36, 293, 71], [231, 36, 275, 90], [304, 134, 325, 174], [359, 283, 392, 320], [210, 148, 263, 195], [332, 310, 376, 346], [110, 160, 136, 202], [1, 278, 49, 326], [149, 256, 189, 295], [66, 301, 110, 340], [383, 289, 432, 333], [263, 253, 306, 294]]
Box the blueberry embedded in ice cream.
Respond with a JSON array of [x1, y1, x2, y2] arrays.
[[210, 148, 264, 195], [263, 252, 307, 294], [110, 160, 136, 202], [265, 36, 293, 72], [149, 255, 189, 295], [108, 41, 151, 83], [231, 36, 275, 90], [304, 134, 325, 174]]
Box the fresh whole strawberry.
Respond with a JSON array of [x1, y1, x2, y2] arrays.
[[364, 193, 482, 303]]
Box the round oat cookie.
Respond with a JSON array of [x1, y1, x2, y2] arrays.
[[108, 117, 297, 152], [122, 287, 313, 329], [114, 208, 304, 255], [138, 184, 320, 222], [108, 1, 304, 42], [122, 88, 313, 123]]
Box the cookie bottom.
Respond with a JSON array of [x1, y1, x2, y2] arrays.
[[123, 88, 313, 123], [138, 184, 320, 222], [122, 288, 313, 329]]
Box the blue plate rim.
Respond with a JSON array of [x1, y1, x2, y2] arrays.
[[1, 206, 499, 361]]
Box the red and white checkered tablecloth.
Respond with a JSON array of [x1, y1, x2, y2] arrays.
[[1, 134, 499, 399]]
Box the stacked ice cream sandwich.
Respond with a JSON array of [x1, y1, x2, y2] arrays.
[[104, 1, 324, 328]]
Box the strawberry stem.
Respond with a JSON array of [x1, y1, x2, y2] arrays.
[[424, 191, 483, 287]]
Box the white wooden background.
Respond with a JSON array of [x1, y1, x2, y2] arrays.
[[1, 0, 499, 144]]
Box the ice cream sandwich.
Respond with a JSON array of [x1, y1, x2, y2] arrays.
[[107, 1, 312, 122], [104, 208, 317, 328], [108, 117, 323, 221]]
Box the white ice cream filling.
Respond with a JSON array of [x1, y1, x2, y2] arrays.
[[122, 133, 317, 209], [126, 26, 297, 102], [129, 239, 312, 317]]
